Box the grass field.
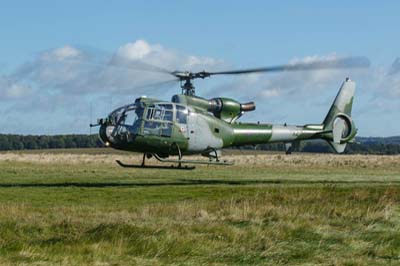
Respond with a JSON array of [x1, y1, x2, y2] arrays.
[[0, 149, 399, 265]]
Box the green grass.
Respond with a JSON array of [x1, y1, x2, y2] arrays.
[[0, 151, 399, 265]]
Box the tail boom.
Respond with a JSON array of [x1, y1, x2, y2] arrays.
[[229, 78, 357, 153], [231, 123, 324, 147]]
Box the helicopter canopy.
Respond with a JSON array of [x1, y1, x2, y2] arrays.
[[106, 100, 188, 138], [107, 103, 144, 135]]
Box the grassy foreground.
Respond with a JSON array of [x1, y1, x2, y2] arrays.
[[0, 150, 399, 265]]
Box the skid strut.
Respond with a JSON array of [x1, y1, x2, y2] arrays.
[[116, 144, 233, 170]]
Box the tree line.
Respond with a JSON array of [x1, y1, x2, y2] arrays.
[[0, 134, 399, 155], [240, 138, 400, 155], [0, 134, 103, 151]]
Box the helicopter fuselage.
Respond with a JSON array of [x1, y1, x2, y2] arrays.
[[98, 79, 357, 159]]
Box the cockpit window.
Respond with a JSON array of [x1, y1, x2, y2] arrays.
[[176, 105, 187, 124], [145, 104, 173, 122], [144, 104, 173, 137], [108, 104, 144, 135], [123, 107, 137, 125]]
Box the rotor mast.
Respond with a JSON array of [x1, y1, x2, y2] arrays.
[[181, 79, 196, 95], [172, 71, 210, 96]]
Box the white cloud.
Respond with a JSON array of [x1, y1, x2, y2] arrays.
[[0, 39, 227, 98], [0, 77, 34, 99], [41, 45, 82, 61], [116, 40, 154, 60], [212, 54, 354, 101], [386, 75, 400, 97], [289, 53, 339, 64], [5, 83, 33, 98], [185, 55, 224, 69], [1, 43, 399, 136], [0, 39, 227, 123], [388, 58, 400, 75], [259, 88, 280, 98]]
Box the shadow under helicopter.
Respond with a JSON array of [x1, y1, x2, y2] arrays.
[[0, 179, 398, 188]]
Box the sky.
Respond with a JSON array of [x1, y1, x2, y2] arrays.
[[0, 0, 399, 136]]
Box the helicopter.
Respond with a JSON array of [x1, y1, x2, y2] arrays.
[[91, 56, 370, 169]]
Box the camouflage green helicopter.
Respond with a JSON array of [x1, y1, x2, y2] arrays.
[[92, 57, 369, 169]]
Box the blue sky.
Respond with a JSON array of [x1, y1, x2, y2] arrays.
[[0, 1, 399, 136]]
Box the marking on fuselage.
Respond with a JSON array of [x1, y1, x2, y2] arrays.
[[233, 129, 271, 134]]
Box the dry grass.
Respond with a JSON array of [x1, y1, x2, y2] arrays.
[[0, 186, 399, 265], [0, 150, 399, 169]]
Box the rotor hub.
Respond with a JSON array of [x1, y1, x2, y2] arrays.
[[171, 71, 211, 95], [181, 79, 196, 95]]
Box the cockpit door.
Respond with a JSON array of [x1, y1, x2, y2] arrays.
[[187, 110, 204, 151], [143, 104, 173, 137]]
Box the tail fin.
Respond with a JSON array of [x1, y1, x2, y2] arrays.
[[322, 78, 357, 153]]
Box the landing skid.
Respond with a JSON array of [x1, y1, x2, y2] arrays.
[[153, 154, 233, 165], [115, 144, 232, 170], [115, 160, 195, 170]]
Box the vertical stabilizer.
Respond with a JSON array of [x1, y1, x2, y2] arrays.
[[323, 78, 357, 153]]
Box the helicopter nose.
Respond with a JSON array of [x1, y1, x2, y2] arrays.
[[99, 124, 115, 147]]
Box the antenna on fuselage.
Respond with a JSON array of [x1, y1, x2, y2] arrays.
[[90, 102, 93, 135]]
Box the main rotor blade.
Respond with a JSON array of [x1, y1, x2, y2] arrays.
[[63, 56, 172, 76], [133, 78, 180, 90], [108, 56, 172, 75], [207, 56, 370, 76], [55, 45, 172, 75], [117, 78, 180, 93]]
